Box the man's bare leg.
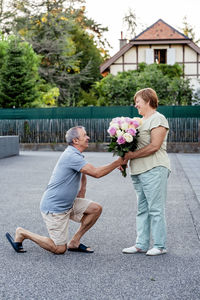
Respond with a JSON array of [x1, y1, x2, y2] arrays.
[[15, 227, 66, 254], [67, 202, 102, 250]]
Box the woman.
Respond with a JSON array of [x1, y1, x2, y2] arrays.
[[122, 88, 170, 256]]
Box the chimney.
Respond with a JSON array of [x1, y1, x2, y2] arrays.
[[119, 31, 127, 49]]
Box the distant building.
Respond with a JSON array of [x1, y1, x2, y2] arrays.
[[100, 19, 200, 91]]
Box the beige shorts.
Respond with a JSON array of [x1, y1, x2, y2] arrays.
[[41, 198, 92, 246]]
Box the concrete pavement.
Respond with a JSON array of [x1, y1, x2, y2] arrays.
[[1, 151, 200, 300]]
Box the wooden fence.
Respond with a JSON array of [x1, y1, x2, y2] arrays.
[[0, 118, 199, 143]]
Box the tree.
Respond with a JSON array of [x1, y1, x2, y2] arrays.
[[93, 71, 139, 106], [0, 0, 19, 34], [68, 5, 110, 59], [26, 11, 88, 106], [70, 22, 103, 91], [0, 33, 8, 69], [180, 16, 200, 45], [0, 36, 41, 108], [167, 77, 193, 105], [123, 8, 137, 39], [122, 8, 146, 41], [4, 0, 106, 106]]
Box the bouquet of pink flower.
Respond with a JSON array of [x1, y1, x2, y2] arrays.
[[107, 116, 142, 177]]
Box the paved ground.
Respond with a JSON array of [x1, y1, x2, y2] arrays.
[[1, 151, 200, 300]]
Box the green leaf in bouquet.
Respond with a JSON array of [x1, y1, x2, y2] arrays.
[[123, 147, 130, 152], [117, 150, 124, 157]]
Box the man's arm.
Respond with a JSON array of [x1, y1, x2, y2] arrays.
[[80, 157, 127, 178], [77, 174, 87, 198]]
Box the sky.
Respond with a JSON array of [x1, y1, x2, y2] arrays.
[[85, 0, 200, 56]]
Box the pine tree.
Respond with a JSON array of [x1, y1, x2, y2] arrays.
[[0, 37, 40, 108]]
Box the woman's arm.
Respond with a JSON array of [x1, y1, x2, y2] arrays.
[[124, 126, 168, 160]]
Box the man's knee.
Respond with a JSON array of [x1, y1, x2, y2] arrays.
[[54, 244, 67, 254], [87, 202, 102, 216], [92, 203, 102, 216]]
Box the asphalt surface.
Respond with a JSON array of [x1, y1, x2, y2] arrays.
[[1, 151, 200, 300]]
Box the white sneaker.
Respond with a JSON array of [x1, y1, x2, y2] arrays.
[[122, 245, 147, 254], [146, 248, 167, 256]]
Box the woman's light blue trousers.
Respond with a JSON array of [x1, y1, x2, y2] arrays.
[[131, 166, 170, 250]]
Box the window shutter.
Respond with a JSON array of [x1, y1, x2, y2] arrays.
[[167, 48, 175, 65], [145, 49, 154, 64]]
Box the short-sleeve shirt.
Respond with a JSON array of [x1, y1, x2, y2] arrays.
[[40, 146, 87, 214], [129, 111, 171, 175]]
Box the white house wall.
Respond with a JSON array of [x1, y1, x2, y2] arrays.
[[115, 57, 123, 64], [185, 46, 197, 61], [109, 44, 200, 90], [138, 46, 149, 63], [173, 45, 183, 62], [124, 47, 137, 71], [124, 47, 136, 62], [124, 65, 137, 71], [110, 64, 123, 75], [185, 63, 197, 75], [110, 56, 123, 74]]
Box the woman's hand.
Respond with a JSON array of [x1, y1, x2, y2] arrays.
[[124, 126, 168, 160], [124, 151, 135, 160]]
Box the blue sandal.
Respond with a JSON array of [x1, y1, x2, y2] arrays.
[[68, 243, 94, 253], [5, 232, 26, 253]]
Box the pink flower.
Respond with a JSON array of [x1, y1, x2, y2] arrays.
[[111, 117, 121, 125], [126, 128, 136, 136], [132, 120, 139, 128], [108, 127, 117, 136], [133, 117, 143, 126], [125, 117, 131, 123], [117, 135, 126, 145], [129, 120, 139, 128]]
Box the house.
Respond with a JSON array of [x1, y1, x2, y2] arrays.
[[100, 19, 200, 91]]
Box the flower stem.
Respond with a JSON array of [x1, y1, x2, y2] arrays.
[[121, 164, 127, 177]]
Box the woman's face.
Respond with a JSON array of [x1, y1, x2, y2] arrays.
[[134, 96, 150, 116]]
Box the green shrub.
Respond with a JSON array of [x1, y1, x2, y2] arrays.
[[93, 63, 193, 106]]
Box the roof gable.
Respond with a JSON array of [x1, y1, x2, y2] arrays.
[[133, 19, 189, 41], [100, 19, 200, 74]]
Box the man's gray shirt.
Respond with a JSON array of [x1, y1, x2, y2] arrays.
[[40, 146, 87, 214]]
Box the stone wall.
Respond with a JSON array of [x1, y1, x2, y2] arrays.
[[0, 136, 19, 159]]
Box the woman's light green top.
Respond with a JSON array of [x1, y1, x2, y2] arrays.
[[129, 111, 171, 175]]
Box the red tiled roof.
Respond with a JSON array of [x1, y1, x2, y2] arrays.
[[133, 19, 189, 40]]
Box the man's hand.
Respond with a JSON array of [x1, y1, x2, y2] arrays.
[[116, 156, 128, 166], [117, 156, 128, 171]]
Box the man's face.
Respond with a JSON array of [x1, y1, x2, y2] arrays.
[[76, 128, 90, 150]]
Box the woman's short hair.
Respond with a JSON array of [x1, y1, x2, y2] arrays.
[[134, 88, 159, 108], [65, 126, 85, 145]]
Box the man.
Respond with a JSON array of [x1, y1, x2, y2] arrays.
[[6, 126, 126, 254]]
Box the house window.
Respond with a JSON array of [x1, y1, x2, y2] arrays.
[[154, 49, 167, 64]]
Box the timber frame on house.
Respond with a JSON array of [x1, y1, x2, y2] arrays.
[[100, 19, 200, 91]]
